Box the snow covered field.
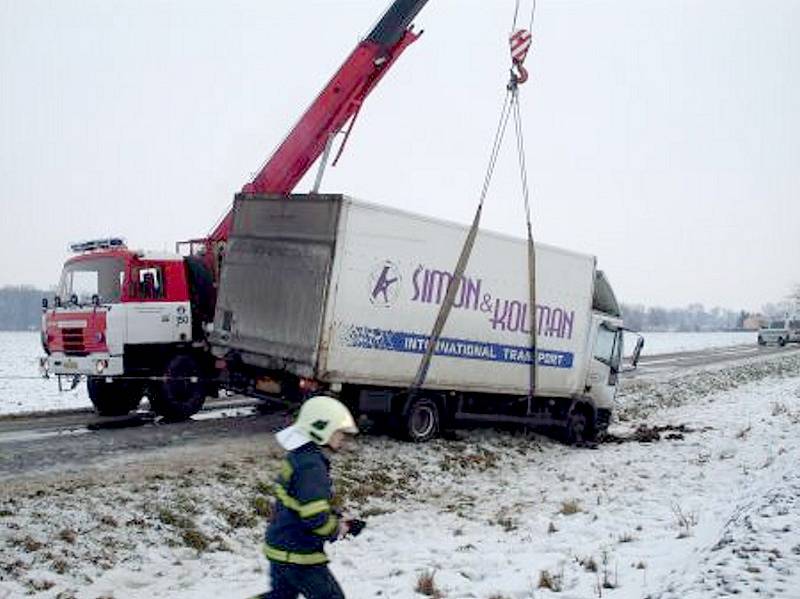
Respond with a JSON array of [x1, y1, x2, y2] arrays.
[[0, 332, 88, 416], [624, 331, 756, 358], [1, 353, 799, 598], [0, 331, 758, 416]]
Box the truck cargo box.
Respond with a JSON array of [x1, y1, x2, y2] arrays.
[[211, 194, 616, 398]]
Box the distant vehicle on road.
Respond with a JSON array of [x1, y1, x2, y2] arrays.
[[757, 318, 800, 346]]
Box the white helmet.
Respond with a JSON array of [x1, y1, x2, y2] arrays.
[[295, 395, 358, 446]]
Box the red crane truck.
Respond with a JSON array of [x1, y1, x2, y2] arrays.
[[40, 0, 431, 421]]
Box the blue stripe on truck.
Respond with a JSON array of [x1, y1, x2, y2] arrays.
[[344, 326, 573, 368]]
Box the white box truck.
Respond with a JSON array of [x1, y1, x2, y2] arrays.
[[210, 194, 641, 442]]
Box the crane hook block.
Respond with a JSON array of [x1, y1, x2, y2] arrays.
[[509, 28, 532, 85]]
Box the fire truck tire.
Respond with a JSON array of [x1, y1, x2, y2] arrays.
[[86, 377, 143, 416], [150, 355, 206, 422]]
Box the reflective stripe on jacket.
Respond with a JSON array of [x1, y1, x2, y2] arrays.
[[265, 442, 339, 562]]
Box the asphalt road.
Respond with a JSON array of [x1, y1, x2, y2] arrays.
[[0, 398, 288, 480], [626, 342, 800, 378]]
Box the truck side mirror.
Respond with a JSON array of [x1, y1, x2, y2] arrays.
[[631, 336, 645, 368], [42, 297, 48, 309]]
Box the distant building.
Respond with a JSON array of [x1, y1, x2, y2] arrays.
[[743, 314, 766, 330]]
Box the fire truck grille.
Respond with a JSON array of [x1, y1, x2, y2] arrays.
[[61, 328, 87, 355]]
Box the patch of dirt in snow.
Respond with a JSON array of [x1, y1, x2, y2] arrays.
[[602, 423, 710, 444]]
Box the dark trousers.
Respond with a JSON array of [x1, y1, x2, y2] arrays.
[[263, 561, 345, 599]]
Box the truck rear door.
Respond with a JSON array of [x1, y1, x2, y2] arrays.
[[210, 194, 342, 378]]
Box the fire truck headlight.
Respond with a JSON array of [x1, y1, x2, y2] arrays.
[[95, 360, 108, 374]]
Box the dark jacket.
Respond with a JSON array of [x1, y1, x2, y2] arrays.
[[264, 442, 340, 565]]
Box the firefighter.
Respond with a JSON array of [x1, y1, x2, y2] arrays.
[[261, 395, 358, 599]]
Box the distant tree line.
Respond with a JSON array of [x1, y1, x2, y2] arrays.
[[621, 303, 749, 332], [0, 286, 48, 331]]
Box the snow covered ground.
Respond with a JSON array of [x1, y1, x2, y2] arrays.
[[0, 332, 88, 416], [1, 352, 799, 598], [0, 331, 758, 416], [623, 331, 756, 357]]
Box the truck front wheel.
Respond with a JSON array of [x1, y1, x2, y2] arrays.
[[779, 337, 787, 347], [401, 396, 440, 442], [87, 377, 143, 417], [149, 355, 207, 422], [565, 405, 596, 446]]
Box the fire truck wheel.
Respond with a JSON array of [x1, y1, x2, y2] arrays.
[[86, 377, 143, 416], [150, 355, 206, 422]]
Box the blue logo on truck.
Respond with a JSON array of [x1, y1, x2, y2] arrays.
[[344, 326, 573, 368]]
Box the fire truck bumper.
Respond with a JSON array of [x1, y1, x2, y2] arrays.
[[40, 353, 124, 377]]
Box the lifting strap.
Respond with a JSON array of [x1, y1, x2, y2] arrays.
[[411, 1, 538, 398]]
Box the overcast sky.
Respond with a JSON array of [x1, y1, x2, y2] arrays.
[[1, 0, 798, 312]]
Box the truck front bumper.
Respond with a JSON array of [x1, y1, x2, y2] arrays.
[[40, 353, 124, 377]]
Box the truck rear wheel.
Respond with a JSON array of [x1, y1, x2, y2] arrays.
[[401, 396, 440, 442], [87, 377, 143, 417], [149, 355, 206, 422], [779, 337, 787, 347]]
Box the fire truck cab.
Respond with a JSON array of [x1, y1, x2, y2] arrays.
[[41, 238, 210, 419]]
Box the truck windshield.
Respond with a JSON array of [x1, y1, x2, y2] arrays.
[[58, 257, 125, 304], [594, 324, 622, 371], [769, 321, 785, 329]]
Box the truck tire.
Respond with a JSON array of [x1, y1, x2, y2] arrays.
[[401, 396, 440, 442], [757, 336, 766, 346], [149, 355, 206, 422], [564, 404, 596, 446], [779, 337, 787, 347], [87, 377, 143, 417]]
